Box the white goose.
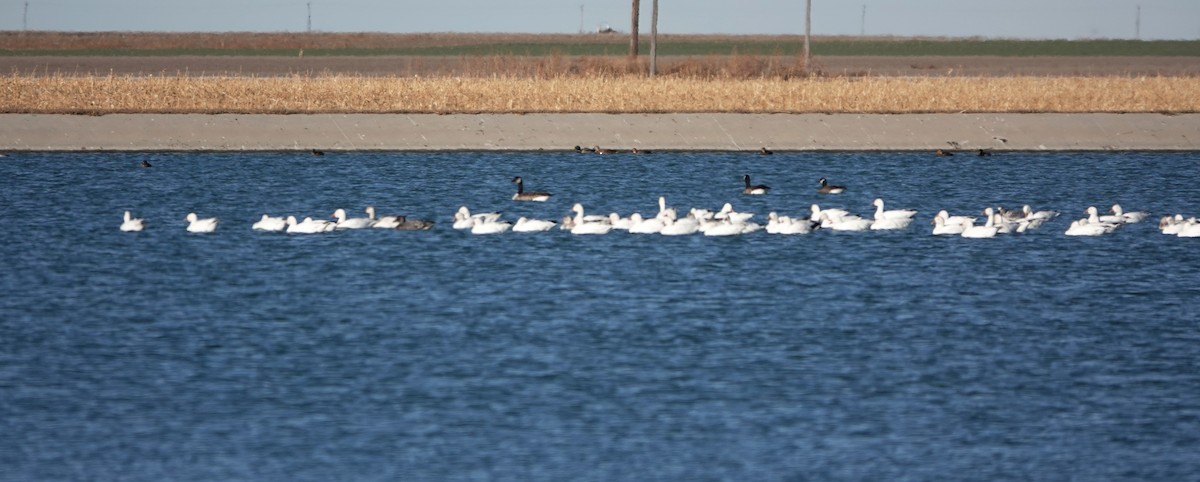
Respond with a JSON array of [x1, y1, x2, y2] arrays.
[[365, 206, 402, 229], [870, 216, 913, 231], [570, 203, 612, 235], [872, 198, 917, 220], [659, 215, 700, 236], [714, 203, 755, 224], [628, 213, 665, 234], [251, 214, 287, 232], [471, 218, 512, 234], [960, 217, 999, 238], [185, 212, 219, 233], [766, 213, 812, 235], [1085, 207, 1123, 231], [1178, 220, 1200, 238], [285, 216, 335, 234], [453, 206, 502, 230], [120, 211, 145, 232], [332, 208, 374, 229], [1110, 204, 1149, 223], [1065, 219, 1111, 236], [810, 204, 850, 223], [821, 212, 872, 231], [931, 214, 965, 235], [512, 217, 556, 232], [656, 196, 677, 222], [934, 210, 975, 226]]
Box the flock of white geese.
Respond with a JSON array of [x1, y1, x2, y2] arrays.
[[119, 175, 1200, 238]]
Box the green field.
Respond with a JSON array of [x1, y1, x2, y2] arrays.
[[2, 36, 1198, 57]]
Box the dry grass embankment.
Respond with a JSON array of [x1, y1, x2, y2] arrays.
[[2, 74, 1197, 114]]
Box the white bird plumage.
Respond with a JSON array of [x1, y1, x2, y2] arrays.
[[120, 211, 144, 232], [185, 212, 219, 233]]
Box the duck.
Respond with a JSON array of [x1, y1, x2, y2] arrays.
[[365, 206, 402, 229], [311, 149, 325, 156], [120, 211, 145, 232], [251, 214, 287, 232], [817, 177, 845, 194], [742, 175, 770, 195], [185, 212, 219, 233], [960, 218, 999, 238], [332, 208, 375, 229], [758, 147, 773, 155], [630, 147, 652, 154], [139, 160, 152, 168], [570, 203, 612, 235], [935, 149, 954, 157], [513, 217, 557, 232], [1110, 204, 1149, 223], [593, 146, 620, 155], [573, 145, 594, 153], [872, 198, 917, 220], [512, 176, 552, 202], [977, 149, 993, 156]]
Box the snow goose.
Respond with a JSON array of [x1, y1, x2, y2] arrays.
[[365, 206, 403, 229], [660, 216, 700, 236], [1177, 220, 1200, 238], [1085, 207, 1123, 231], [821, 212, 872, 231], [872, 198, 917, 220], [715, 203, 755, 224], [742, 174, 770, 195], [810, 204, 850, 224], [608, 213, 635, 231], [512, 176, 552, 202], [1110, 204, 1149, 223], [1160, 215, 1191, 235], [120, 211, 145, 232], [656, 197, 677, 222], [703, 219, 745, 236], [628, 213, 665, 234], [285, 216, 334, 234], [453, 206, 501, 230], [935, 210, 975, 226], [817, 177, 846, 194], [1065, 219, 1111, 236], [767, 213, 812, 235], [931, 215, 966, 235], [960, 218, 999, 238], [332, 208, 375, 229], [871, 216, 913, 231], [570, 203, 612, 235], [471, 218, 512, 234], [185, 212, 219, 233], [251, 214, 287, 232], [513, 217, 556, 232]]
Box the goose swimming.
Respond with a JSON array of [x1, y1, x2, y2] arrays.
[[120, 211, 144, 232], [742, 174, 770, 195], [251, 214, 287, 232], [817, 177, 845, 194], [185, 212, 219, 233], [512, 176, 552, 202], [332, 208, 374, 229]]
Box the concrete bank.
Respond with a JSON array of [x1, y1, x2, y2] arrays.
[[1, 113, 1197, 151]]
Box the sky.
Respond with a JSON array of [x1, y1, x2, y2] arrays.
[[2, 0, 1198, 40]]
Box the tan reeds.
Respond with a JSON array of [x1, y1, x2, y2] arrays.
[[2, 74, 1197, 114]]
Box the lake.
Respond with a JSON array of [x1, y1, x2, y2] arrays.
[[1, 150, 1198, 481]]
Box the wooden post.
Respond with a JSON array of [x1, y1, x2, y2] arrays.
[[630, 0, 640, 58], [803, 0, 812, 72], [650, 0, 658, 76]]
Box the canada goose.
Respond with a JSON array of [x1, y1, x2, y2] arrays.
[[140, 160, 152, 168], [935, 149, 954, 157], [512, 176, 552, 202], [184, 212, 219, 233], [817, 177, 845, 194], [742, 174, 770, 195], [758, 147, 773, 155], [120, 211, 144, 232]]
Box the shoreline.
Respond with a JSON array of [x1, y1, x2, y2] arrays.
[[2, 113, 1197, 151]]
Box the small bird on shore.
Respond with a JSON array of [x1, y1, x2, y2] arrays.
[[817, 177, 846, 194], [742, 174, 770, 195]]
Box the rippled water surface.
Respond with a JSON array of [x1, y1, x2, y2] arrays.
[[2, 150, 1199, 481]]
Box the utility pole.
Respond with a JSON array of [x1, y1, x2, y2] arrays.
[[1135, 5, 1141, 39], [803, 0, 811, 71], [629, 0, 640, 58], [649, 0, 658, 76], [579, 4, 584, 34], [24, 2, 29, 31], [307, 2, 312, 33], [861, 4, 866, 36]]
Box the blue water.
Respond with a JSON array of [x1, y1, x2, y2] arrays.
[[1, 150, 1199, 481]]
